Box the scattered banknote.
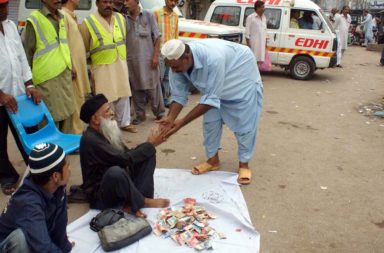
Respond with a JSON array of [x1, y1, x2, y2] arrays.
[[153, 198, 226, 251]]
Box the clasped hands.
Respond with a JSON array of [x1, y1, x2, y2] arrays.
[[146, 116, 184, 146]]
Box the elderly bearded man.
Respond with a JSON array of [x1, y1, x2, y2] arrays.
[[78, 94, 169, 216], [158, 39, 263, 185]]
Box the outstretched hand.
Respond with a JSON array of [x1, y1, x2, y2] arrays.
[[163, 119, 185, 138], [156, 115, 173, 127], [147, 126, 168, 147], [156, 116, 185, 139], [156, 116, 174, 133]]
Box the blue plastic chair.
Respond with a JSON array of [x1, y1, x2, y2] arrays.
[[6, 95, 81, 155]]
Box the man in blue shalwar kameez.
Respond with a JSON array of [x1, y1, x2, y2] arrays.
[[158, 39, 263, 185]]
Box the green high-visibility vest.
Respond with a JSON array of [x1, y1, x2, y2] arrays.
[[27, 11, 72, 85], [84, 13, 127, 65]]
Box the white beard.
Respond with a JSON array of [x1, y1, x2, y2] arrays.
[[99, 117, 126, 151]]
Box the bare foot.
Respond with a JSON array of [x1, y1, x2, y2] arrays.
[[144, 198, 170, 208], [122, 207, 147, 218]]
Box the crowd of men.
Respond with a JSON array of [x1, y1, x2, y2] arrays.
[[0, 0, 179, 193], [0, 0, 265, 251]]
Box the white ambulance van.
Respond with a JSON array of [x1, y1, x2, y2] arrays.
[[205, 0, 337, 80], [17, 0, 243, 43]]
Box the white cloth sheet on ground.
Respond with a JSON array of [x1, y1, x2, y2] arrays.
[[67, 169, 260, 253]]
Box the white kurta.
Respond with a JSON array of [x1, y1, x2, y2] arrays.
[[0, 19, 32, 106], [245, 13, 267, 62], [334, 14, 351, 50]]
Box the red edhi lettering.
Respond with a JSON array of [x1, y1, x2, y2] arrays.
[[295, 38, 329, 49]]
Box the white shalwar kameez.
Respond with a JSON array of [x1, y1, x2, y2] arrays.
[[334, 14, 351, 50], [245, 13, 267, 62], [334, 13, 351, 65], [169, 39, 263, 162]]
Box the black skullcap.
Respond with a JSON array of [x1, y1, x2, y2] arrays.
[[80, 94, 108, 123], [28, 143, 65, 174]]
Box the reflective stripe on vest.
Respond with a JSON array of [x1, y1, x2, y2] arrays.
[[27, 11, 71, 85], [84, 13, 126, 65]]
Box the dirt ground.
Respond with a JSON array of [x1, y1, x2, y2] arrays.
[[2, 46, 384, 253]]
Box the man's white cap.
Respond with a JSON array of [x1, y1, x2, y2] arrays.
[[161, 39, 186, 60]]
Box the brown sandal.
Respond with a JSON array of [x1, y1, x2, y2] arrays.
[[237, 168, 252, 185], [192, 162, 220, 175]]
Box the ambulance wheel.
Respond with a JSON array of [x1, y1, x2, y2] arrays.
[[290, 56, 315, 80]]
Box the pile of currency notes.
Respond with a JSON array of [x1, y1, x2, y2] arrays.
[[153, 198, 226, 251]]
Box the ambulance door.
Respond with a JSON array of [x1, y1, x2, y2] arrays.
[[244, 6, 283, 63]]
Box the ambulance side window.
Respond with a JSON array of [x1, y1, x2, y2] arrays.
[[244, 7, 281, 29], [265, 9, 281, 29], [289, 9, 301, 29], [290, 9, 322, 30], [25, 0, 91, 10], [210, 6, 241, 26]]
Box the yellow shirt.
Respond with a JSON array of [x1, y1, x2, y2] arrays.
[[154, 7, 179, 48], [290, 18, 299, 29]]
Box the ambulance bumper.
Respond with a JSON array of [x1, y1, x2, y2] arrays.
[[329, 54, 337, 67]]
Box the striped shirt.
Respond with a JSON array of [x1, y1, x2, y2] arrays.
[[153, 7, 179, 48]]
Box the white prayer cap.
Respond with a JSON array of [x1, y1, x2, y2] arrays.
[[161, 39, 186, 60]]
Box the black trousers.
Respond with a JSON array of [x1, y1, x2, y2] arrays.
[[93, 154, 156, 213], [0, 106, 30, 185]]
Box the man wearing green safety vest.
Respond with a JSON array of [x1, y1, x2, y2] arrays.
[[80, 0, 136, 133], [23, 0, 75, 131]]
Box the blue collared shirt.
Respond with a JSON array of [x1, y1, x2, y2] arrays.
[[0, 178, 71, 253], [169, 39, 263, 132]]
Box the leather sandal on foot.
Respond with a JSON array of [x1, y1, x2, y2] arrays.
[[121, 125, 138, 133], [237, 168, 252, 185], [192, 162, 220, 175]]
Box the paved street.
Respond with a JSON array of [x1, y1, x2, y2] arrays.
[[2, 46, 384, 252]]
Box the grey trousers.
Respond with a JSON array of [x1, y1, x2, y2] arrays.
[[97, 154, 156, 213], [132, 84, 165, 119], [0, 229, 29, 253]]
